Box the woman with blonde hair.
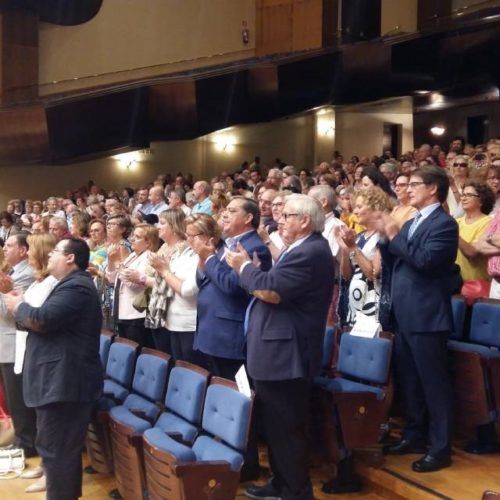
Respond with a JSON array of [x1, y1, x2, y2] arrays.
[[107, 223, 159, 347], [14, 233, 58, 494], [148, 209, 200, 362], [337, 187, 392, 326]]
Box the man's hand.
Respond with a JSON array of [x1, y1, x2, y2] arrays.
[[0, 272, 14, 294], [226, 242, 251, 273], [4, 289, 23, 314]]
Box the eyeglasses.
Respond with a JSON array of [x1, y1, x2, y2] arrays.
[[407, 182, 427, 189], [394, 183, 409, 188], [281, 213, 300, 220], [460, 192, 480, 198], [186, 232, 203, 238], [453, 163, 468, 168], [271, 202, 284, 207]]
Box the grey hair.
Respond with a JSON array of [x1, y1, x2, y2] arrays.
[[308, 185, 336, 210], [285, 194, 325, 232], [50, 216, 68, 230]]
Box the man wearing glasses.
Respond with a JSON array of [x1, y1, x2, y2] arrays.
[[5, 238, 103, 500], [376, 166, 459, 473], [226, 194, 335, 500]]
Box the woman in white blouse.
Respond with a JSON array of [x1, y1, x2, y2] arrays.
[[149, 209, 200, 363], [106, 224, 159, 347], [15, 233, 58, 493]]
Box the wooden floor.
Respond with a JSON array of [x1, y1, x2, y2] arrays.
[[2, 445, 500, 500]]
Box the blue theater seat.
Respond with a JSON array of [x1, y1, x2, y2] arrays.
[[448, 299, 500, 440], [86, 337, 139, 475], [109, 361, 209, 499], [99, 330, 115, 370], [142, 378, 254, 500], [316, 332, 394, 494]]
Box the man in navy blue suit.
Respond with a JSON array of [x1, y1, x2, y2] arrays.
[[193, 196, 271, 379], [377, 165, 459, 473], [5, 238, 103, 499], [227, 194, 335, 500]]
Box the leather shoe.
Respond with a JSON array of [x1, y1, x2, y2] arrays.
[[412, 454, 451, 473], [245, 481, 282, 500], [464, 441, 500, 455], [383, 439, 427, 455], [239, 465, 261, 483]]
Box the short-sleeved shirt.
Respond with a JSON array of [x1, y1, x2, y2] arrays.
[[456, 214, 492, 280]]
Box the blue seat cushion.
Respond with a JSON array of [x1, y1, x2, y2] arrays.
[[448, 340, 500, 359], [192, 435, 243, 472], [155, 412, 198, 443], [164, 367, 207, 425], [143, 428, 196, 462], [338, 334, 391, 384], [103, 379, 128, 403], [202, 385, 252, 452], [131, 353, 169, 401], [123, 393, 161, 421], [109, 405, 152, 434], [469, 302, 500, 348], [322, 377, 385, 400]]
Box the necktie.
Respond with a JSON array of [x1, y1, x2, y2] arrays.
[[407, 212, 422, 240]]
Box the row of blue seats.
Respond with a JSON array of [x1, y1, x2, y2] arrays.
[[89, 335, 253, 500], [448, 297, 500, 444]]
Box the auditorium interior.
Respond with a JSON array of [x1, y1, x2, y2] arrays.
[[1, 0, 500, 499]]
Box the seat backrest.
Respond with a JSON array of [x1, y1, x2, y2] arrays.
[[469, 299, 500, 348], [164, 364, 209, 425], [99, 333, 114, 370], [322, 326, 336, 370], [106, 339, 138, 386], [201, 379, 253, 453], [450, 295, 467, 340], [337, 333, 392, 385], [131, 349, 170, 402]]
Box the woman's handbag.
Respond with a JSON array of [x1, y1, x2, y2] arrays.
[[461, 279, 491, 306], [132, 287, 151, 313]]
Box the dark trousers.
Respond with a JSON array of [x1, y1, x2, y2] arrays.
[[169, 330, 204, 365], [117, 319, 153, 348], [395, 330, 453, 459], [204, 354, 243, 380], [255, 378, 314, 500], [36, 401, 94, 500], [151, 327, 171, 354], [0, 363, 37, 452]]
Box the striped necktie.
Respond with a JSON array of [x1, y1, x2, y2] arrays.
[[407, 212, 422, 240]]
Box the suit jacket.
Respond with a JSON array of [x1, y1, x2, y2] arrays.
[[0, 259, 34, 363], [239, 232, 335, 381], [382, 205, 458, 333], [195, 230, 271, 359], [16, 269, 103, 407]]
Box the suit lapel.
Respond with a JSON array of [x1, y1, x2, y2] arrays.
[[409, 206, 443, 241]]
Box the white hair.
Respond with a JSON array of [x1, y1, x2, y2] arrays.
[[285, 194, 325, 232]]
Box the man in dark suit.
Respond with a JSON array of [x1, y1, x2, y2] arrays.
[[377, 165, 458, 473], [227, 194, 335, 500], [193, 196, 272, 379], [5, 238, 103, 499]]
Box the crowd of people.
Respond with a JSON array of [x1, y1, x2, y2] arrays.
[[0, 135, 500, 499]]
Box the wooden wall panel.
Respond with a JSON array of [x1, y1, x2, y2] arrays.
[[0, 10, 38, 104], [292, 0, 323, 51], [256, 0, 323, 56]]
